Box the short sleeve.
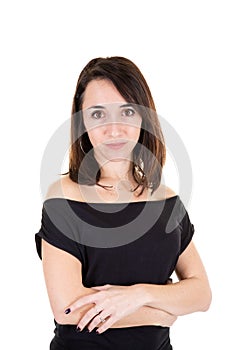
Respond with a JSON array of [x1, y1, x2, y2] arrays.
[[179, 204, 195, 255], [35, 199, 85, 264]]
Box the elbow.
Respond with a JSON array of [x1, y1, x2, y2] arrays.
[[53, 309, 81, 325], [200, 286, 212, 312], [54, 314, 67, 325], [52, 287, 93, 324], [203, 291, 212, 312], [53, 308, 72, 325]]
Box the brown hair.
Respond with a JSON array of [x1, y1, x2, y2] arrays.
[[69, 56, 166, 196]]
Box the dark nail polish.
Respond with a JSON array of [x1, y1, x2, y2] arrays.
[[64, 308, 71, 314], [76, 327, 81, 333]]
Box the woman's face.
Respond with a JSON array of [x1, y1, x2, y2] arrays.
[[82, 79, 142, 163]]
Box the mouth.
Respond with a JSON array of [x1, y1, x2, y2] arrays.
[[104, 141, 127, 150]]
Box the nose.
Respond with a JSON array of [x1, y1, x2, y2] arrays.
[[105, 121, 124, 138]]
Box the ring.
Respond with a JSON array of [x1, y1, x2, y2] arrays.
[[99, 316, 106, 323]]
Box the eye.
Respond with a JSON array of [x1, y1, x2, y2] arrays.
[[91, 110, 105, 119], [121, 108, 135, 117]]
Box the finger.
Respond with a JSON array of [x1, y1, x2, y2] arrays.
[[64, 294, 97, 314], [92, 284, 111, 290], [77, 306, 103, 331], [88, 313, 110, 332], [96, 317, 114, 334]]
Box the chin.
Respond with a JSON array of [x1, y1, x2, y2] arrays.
[[108, 158, 128, 162]]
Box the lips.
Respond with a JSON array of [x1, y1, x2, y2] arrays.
[[105, 142, 127, 150]]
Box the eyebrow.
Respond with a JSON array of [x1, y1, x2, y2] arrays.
[[87, 105, 105, 110], [87, 103, 134, 110], [119, 103, 134, 108]]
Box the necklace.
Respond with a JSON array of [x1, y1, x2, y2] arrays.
[[94, 181, 142, 203], [97, 180, 138, 193], [96, 164, 145, 192]]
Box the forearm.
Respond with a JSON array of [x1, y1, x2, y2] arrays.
[[55, 287, 96, 324], [139, 277, 212, 316], [58, 287, 176, 328], [111, 306, 176, 328]]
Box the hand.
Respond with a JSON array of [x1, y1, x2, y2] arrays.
[[65, 284, 145, 334]]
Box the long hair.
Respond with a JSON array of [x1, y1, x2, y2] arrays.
[[69, 56, 166, 196]]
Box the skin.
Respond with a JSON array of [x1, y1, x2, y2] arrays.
[[67, 241, 211, 334], [42, 79, 212, 335], [82, 79, 142, 185]]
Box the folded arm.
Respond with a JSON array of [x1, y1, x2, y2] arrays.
[[41, 239, 176, 328], [66, 241, 211, 333]]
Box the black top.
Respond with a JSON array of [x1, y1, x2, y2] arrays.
[[35, 195, 194, 350]]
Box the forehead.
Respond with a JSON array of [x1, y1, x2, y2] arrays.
[[82, 79, 127, 110]]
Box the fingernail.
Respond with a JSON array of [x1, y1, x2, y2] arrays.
[[64, 308, 71, 314], [76, 327, 81, 333]]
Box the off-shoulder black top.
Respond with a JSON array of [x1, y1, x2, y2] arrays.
[[35, 195, 194, 350]]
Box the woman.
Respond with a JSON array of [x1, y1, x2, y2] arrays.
[[35, 56, 212, 350]]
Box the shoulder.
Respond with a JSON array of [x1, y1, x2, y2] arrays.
[[151, 184, 177, 200], [45, 174, 84, 201], [164, 185, 177, 199]]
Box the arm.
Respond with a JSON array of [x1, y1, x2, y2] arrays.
[[67, 241, 211, 334], [139, 241, 212, 316], [111, 307, 176, 328], [41, 239, 176, 327], [41, 239, 94, 325]]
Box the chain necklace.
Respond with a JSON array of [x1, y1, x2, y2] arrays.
[[96, 179, 139, 193]]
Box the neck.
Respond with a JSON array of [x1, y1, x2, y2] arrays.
[[99, 160, 134, 183]]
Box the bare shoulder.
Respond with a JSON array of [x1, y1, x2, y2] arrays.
[[164, 185, 177, 199], [151, 184, 177, 200], [45, 174, 84, 201]]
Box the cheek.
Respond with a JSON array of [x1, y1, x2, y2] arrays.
[[87, 123, 142, 145], [87, 129, 102, 146], [128, 125, 142, 140]]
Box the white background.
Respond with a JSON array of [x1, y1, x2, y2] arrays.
[[0, 1, 232, 349]]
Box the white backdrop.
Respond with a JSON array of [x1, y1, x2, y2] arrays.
[[1, 1, 232, 349]]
